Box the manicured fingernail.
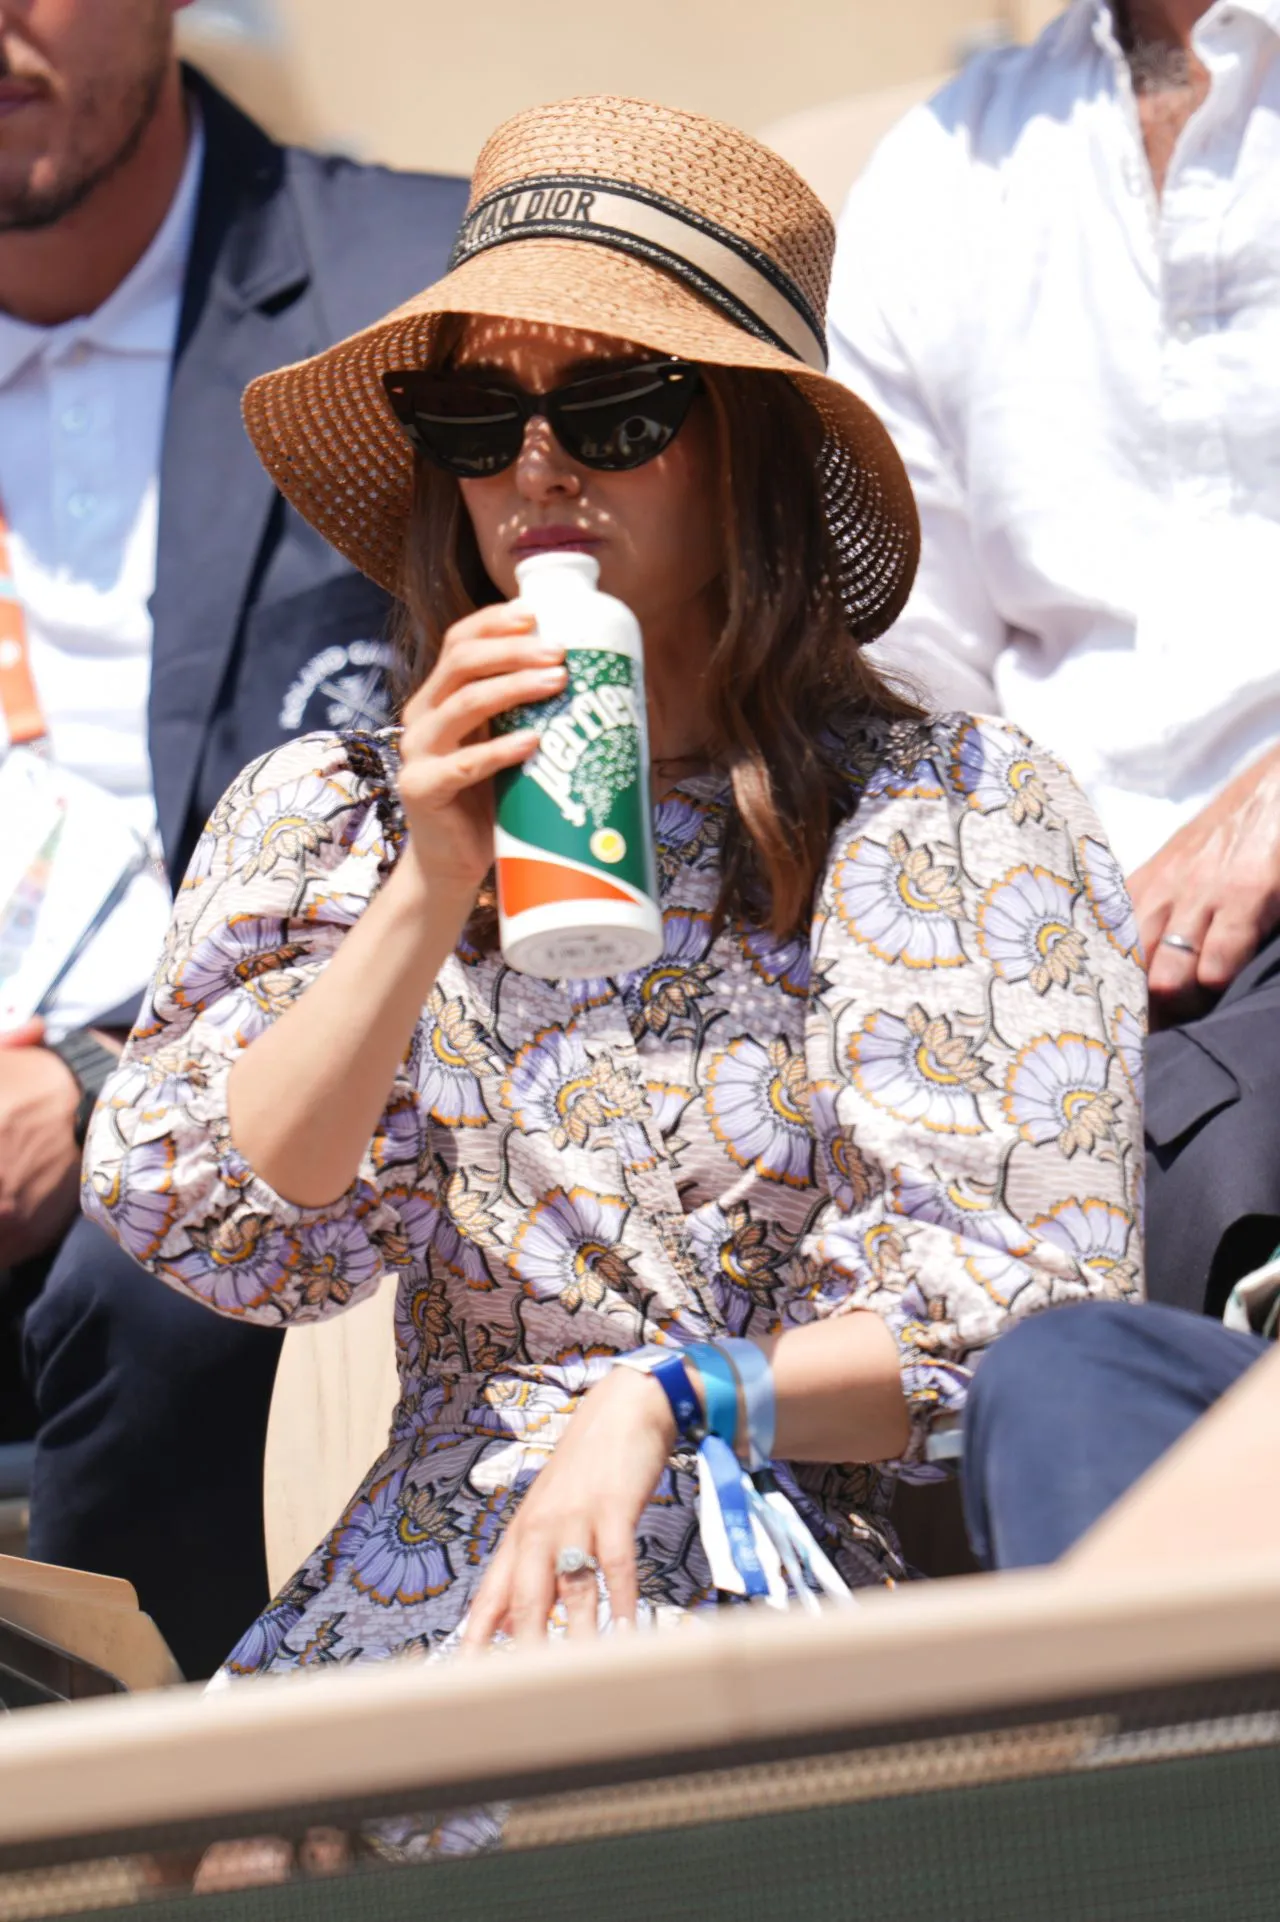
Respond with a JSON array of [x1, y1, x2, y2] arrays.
[[537, 666, 568, 686]]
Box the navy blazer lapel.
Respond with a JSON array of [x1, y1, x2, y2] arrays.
[[149, 73, 317, 874]]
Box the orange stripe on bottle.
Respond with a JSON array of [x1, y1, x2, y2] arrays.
[[497, 855, 636, 918]]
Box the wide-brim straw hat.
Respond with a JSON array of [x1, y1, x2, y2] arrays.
[[243, 94, 919, 643]]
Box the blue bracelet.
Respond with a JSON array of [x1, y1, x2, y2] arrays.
[[721, 1338, 775, 1467], [685, 1343, 741, 1451], [616, 1347, 704, 1440]]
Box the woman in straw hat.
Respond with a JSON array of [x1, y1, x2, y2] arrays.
[[84, 95, 1143, 1675]]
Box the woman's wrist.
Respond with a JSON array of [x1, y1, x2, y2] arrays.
[[597, 1362, 679, 1451], [384, 842, 479, 941]]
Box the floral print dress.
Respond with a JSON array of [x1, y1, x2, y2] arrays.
[[83, 713, 1146, 1677]]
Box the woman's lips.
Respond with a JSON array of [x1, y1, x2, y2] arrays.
[[0, 80, 47, 118], [511, 528, 601, 558]]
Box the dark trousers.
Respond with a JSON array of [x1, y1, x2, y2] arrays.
[[23, 1216, 281, 1681], [1146, 927, 1280, 1315], [961, 1301, 1268, 1569]]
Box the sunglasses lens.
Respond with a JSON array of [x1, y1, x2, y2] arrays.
[[382, 375, 525, 477], [550, 364, 700, 470]]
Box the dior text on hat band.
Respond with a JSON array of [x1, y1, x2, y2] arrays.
[[449, 174, 829, 373]]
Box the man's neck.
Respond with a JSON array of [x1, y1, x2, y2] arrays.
[[1114, 0, 1215, 195], [0, 62, 191, 329], [1116, 0, 1215, 58], [1134, 0, 1216, 36]]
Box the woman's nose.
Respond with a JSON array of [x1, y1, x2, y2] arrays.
[[512, 415, 581, 502]]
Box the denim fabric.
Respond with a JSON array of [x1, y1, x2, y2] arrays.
[[961, 1300, 1268, 1568]]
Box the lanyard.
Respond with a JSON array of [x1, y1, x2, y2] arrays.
[[0, 512, 46, 746]]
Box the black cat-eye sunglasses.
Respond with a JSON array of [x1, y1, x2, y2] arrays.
[[381, 358, 702, 479]]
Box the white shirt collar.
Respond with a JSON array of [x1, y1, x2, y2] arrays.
[[0, 108, 205, 391]]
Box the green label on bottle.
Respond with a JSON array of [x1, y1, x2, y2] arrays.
[[494, 648, 657, 901]]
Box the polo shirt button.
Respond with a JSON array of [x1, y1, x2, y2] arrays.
[[67, 490, 95, 520]]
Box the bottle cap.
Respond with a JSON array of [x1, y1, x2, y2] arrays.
[[514, 550, 601, 594]]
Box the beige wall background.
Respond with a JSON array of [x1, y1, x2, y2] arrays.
[[179, 0, 1064, 193]]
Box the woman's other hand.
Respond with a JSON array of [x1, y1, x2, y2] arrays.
[[461, 1367, 676, 1649], [397, 604, 565, 894]]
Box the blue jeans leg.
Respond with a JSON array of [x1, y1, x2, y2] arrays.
[[961, 1301, 1268, 1569]]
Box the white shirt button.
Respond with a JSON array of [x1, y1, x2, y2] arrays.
[[1174, 317, 1195, 343], [60, 403, 89, 434], [67, 489, 95, 520], [63, 340, 90, 367]]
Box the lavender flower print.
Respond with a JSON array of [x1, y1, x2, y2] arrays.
[[832, 830, 966, 969], [1002, 1033, 1119, 1157], [705, 1034, 814, 1188], [327, 1470, 463, 1606], [848, 1006, 989, 1135], [948, 718, 1051, 824], [510, 1187, 634, 1313], [1031, 1198, 1139, 1294], [1077, 836, 1143, 963], [81, 717, 1143, 1693], [977, 864, 1086, 992], [228, 774, 347, 881]]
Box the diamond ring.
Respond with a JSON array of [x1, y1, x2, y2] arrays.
[[554, 1546, 600, 1579]]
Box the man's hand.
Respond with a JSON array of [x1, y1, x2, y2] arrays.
[[0, 1017, 85, 1268], [1128, 743, 1280, 1028]]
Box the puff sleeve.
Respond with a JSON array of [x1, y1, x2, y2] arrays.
[[801, 716, 1146, 1471], [82, 731, 441, 1327]]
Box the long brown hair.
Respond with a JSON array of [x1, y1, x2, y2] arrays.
[[394, 348, 922, 946]]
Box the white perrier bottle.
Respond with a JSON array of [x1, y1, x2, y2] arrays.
[[491, 551, 663, 979]]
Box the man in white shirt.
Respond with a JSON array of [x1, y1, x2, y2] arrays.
[[830, 0, 1280, 1317], [0, 0, 466, 1677]]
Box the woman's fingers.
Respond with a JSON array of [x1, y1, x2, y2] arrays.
[[416, 661, 565, 756], [506, 1544, 559, 1648], [596, 1519, 639, 1630], [558, 1543, 602, 1641], [398, 728, 538, 812], [461, 1525, 639, 1651], [460, 1546, 515, 1654], [402, 604, 557, 721], [431, 628, 563, 707]]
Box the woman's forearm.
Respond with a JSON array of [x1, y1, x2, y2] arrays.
[[227, 854, 475, 1208], [763, 1312, 911, 1464]]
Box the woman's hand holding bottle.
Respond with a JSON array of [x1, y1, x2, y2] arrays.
[[226, 605, 563, 1209], [395, 604, 565, 897]]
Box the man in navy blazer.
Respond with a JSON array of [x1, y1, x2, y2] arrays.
[[0, 5, 466, 1677]]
